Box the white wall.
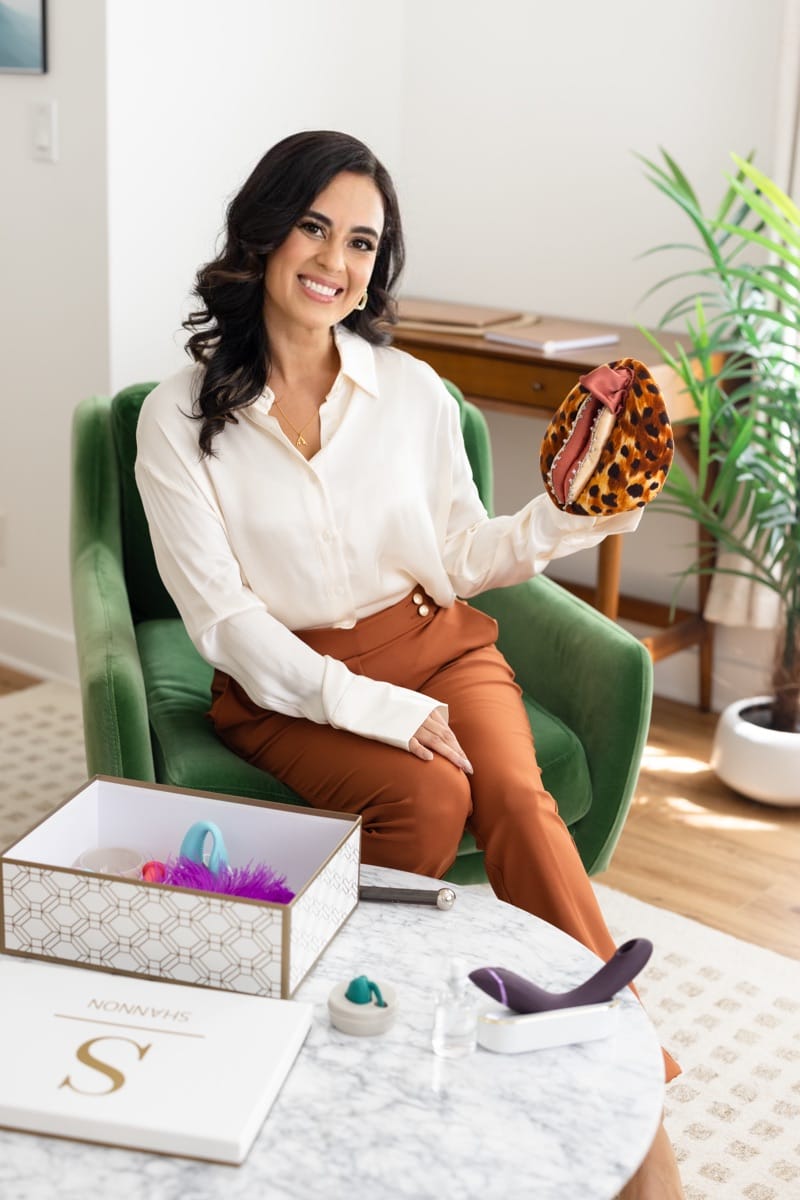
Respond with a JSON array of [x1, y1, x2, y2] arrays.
[[106, 0, 406, 391], [398, 0, 783, 326], [0, 0, 108, 680], [0, 0, 406, 681], [396, 0, 786, 708], [0, 0, 788, 709]]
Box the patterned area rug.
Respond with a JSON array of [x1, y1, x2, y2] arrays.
[[0, 682, 87, 850], [1, 682, 799, 1198], [595, 886, 800, 1199]]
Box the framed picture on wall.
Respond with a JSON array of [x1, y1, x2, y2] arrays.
[[0, 0, 47, 74]]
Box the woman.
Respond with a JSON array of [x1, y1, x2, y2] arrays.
[[135, 130, 683, 1198]]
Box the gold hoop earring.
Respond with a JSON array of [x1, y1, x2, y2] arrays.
[[355, 290, 368, 312]]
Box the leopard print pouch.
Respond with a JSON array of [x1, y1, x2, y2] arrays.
[[539, 358, 674, 516]]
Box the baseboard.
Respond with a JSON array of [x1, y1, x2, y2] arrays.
[[0, 610, 78, 684]]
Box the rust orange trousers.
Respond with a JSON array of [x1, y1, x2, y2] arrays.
[[209, 589, 678, 1081]]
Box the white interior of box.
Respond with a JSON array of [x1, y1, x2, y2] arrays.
[[4, 779, 357, 893]]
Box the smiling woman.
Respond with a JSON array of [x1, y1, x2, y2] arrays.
[[261, 171, 385, 456], [181, 130, 404, 457], [133, 129, 684, 1197], [263, 175, 384, 346]]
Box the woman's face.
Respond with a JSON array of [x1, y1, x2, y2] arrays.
[[263, 171, 384, 335]]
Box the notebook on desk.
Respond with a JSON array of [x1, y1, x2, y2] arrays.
[[395, 297, 538, 336]]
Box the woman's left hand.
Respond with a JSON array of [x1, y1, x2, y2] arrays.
[[408, 710, 473, 775]]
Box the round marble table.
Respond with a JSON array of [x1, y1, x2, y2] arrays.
[[0, 865, 664, 1199]]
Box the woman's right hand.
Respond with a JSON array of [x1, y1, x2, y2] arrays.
[[409, 710, 473, 775]]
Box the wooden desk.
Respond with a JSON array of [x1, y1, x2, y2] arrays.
[[392, 312, 713, 709]]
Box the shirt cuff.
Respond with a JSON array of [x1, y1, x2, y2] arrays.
[[540, 496, 644, 540], [324, 665, 447, 749]]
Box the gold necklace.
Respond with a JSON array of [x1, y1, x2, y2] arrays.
[[272, 398, 319, 448]]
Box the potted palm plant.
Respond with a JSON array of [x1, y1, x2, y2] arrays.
[[640, 149, 800, 804]]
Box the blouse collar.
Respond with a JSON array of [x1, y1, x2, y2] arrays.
[[333, 325, 380, 399], [252, 324, 380, 415]]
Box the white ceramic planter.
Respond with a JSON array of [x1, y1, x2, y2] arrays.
[[711, 695, 800, 806]]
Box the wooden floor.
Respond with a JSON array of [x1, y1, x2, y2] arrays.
[[0, 665, 40, 694], [598, 696, 800, 962], [2, 668, 798, 960]]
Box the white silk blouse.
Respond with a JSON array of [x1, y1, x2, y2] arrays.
[[134, 326, 642, 749]]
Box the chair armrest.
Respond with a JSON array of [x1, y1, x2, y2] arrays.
[[70, 396, 156, 781], [470, 574, 653, 873]]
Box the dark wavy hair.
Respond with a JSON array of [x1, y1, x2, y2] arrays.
[[183, 130, 405, 455]]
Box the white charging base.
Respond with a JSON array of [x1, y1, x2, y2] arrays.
[[477, 999, 619, 1054]]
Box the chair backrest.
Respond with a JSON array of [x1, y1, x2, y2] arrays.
[[110, 383, 177, 623], [110, 375, 494, 624], [442, 379, 494, 515]]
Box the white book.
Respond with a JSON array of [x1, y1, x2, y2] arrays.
[[485, 317, 620, 354], [0, 954, 311, 1164]]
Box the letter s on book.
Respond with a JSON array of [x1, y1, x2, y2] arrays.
[[59, 1036, 152, 1096]]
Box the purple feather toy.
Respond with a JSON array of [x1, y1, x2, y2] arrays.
[[154, 820, 295, 903], [161, 857, 295, 903]]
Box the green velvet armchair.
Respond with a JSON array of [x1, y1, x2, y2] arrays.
[[70, 379, 653, 882]]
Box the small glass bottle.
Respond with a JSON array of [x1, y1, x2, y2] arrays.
[[431, 956, 478, 1058]]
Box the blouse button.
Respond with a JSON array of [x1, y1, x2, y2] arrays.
[[412, 592, 424, 605], [418, 604, 430, 617]]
